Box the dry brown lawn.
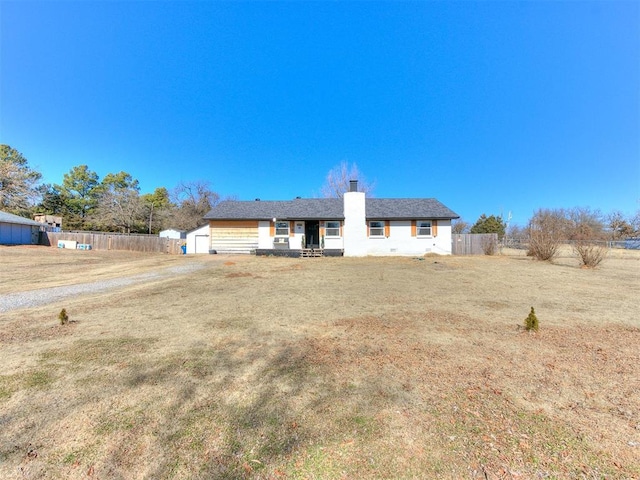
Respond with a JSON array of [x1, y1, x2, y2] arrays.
[[0, 245, 639, 479]]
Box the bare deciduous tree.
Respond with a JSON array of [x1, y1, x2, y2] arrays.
[[566, 206, 604, 241], [632, 209, 640, 236], [606, 210, 635, 240], [320, 161, 374, 198], [170, 180, 220, 231], [451, 219, 469, 234], [94, 172, 143, 233], [506, 224, 526, 240]]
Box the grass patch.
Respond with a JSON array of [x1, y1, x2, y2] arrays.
[[24, 370, 54, 389], [0, 386, 10, 401], [0, 375, 19, 400], [94, 407, 144, 435], [41, 337, 155, 366]]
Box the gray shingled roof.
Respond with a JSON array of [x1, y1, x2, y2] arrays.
[[204, 197, 458, 220], [0, 211, 42, 226], [204, 198, 344, 220], [366, 198, 459, 219]]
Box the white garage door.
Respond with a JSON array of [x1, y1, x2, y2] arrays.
[[195, 235, 210, 254]]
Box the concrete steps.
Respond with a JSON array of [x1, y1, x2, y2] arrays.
[[300, 248, 324, 258]]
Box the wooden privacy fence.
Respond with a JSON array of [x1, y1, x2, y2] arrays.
[[452, 233, 499, 255], [42, 231, 184, 255]]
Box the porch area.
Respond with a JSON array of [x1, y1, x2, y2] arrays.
[[254, 248, 344, 258]]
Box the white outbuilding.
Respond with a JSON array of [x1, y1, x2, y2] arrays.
[[158, 228, 186, 240], [185, 224, 210, 254]]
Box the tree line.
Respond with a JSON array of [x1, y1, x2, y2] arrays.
[[455, 207, 640, 243], [3, 144, 637, 239], [1, 144, 219, 233]]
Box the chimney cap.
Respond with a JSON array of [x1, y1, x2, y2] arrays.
[[349, 180, 358, 192]]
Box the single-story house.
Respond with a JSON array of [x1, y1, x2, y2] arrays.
[[185, 224, 210, 254], [159, 228, 186, 240], [0, 211, 42, 245], [203, 181, 459, 257]]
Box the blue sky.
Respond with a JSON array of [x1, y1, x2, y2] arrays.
[[1, 1, 638, 226]]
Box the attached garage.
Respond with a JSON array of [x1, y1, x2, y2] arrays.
[[209, 220, 259, 254], [0, 211, 41, 245]]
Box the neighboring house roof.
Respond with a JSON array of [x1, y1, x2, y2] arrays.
[[0, 210, 42, 226], [204, 197, 459, 221]]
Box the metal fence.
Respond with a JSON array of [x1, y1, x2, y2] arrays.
[[503, 237, 640, 251], [470, 236, 640, 255], [41, 231, 183, 254], [610, 239, 640, 250]]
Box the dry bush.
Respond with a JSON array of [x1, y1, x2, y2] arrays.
[[527, 209, 566, 261], [527, 229, 560, 260], [573, 241, 608, 268], [526, 207, 610, 262], [480, 234, 498, 255]]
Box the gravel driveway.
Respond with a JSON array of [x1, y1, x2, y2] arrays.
[[0, 263, 205, 314]]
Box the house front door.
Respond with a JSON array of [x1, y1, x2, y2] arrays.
[[304, 221, 320, 248]]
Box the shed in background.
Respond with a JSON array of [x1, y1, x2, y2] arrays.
[[159, 228, 186, 240]]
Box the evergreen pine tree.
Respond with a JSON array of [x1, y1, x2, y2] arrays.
[[524, 307, 539, 332]]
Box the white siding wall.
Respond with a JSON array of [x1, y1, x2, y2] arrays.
[[291, 222, 304, 249], [365, 220, 452, 256], [259, 220, 345, 250], [186, 225, 210, 254], [250, 210, 454, 256], [258, 221, 272, 249], [322, 231, 344, 250]]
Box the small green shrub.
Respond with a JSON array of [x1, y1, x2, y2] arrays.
[[59, 308, 69, 325], [524, 307, 539, 332]]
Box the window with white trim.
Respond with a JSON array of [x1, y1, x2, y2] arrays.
[[275, 221, 289, 236], [417, 220, 432, 236], [325, 221, 340, 237], [369, 220, 385, 237]]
